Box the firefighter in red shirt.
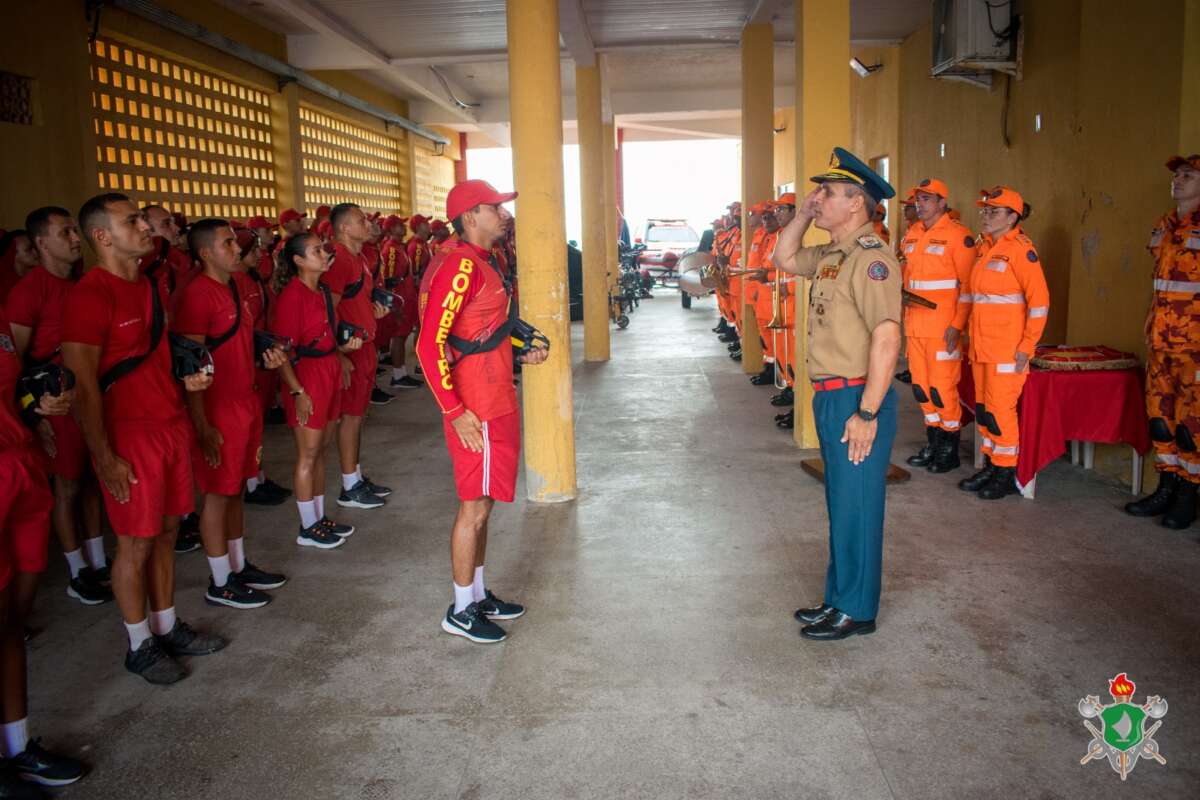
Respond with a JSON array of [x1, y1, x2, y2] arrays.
[[379, 215, 423, 391], [139, 204, 195, 296], [173, 220, 289, 610], [62, 193, 226, 685], [416, 180, 548, 644], [0, 310, 86, 788], [322, 204, 391, 508], [5, 206, 112, 606], [406, 215, 433, 280]]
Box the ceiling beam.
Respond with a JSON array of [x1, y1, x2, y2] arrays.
[[262, 0, 479, 124], [746, 0, 789, 26], [558, 0, 596, 66]]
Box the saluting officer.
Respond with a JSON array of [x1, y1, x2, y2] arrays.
[[772, 148, 901, 641]]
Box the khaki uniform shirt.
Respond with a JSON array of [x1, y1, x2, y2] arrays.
[[792, 221, 902, 380]]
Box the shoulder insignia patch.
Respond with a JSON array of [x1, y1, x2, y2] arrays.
[[964, 235, 975, 248], [1026, 249, 1039, 263], [857, 234, 884, 249], [867, 261, 890, 281]]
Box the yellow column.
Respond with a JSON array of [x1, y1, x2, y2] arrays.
[[603, 122, 619, 296], [1183, 0, 1200, 150], [793, 0, 850, 448], [577, 66, 610, 361], [271, 81, 305, 213], [506, 0, 577, 501], [739, 23, 773, 375]]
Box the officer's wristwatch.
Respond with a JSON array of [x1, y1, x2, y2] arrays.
[[856, 407, 877, 422]]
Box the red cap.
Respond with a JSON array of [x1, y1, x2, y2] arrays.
[[246, 215, 273, 230], [445, 179, 518, 221], [228, 219, 245, 230], [409, 214, 430, 233], [1167, 154, 1200, 172], [279, 208, 305, 226], [430, 219, 447, 231], [316, 205, 331, 218], [915, 177, 950, 199], [235, 229, 258, 257], [382, 214, 407, 233], [315, 219, 333, 238]]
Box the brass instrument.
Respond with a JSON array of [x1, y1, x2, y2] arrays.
[[678, 251, 715, 297], [765, 239, 789, 390]]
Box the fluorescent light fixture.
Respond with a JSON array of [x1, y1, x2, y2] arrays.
[[849, 57, 882, 78]]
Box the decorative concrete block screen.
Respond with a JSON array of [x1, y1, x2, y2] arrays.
[[299, 104, 407, 216]]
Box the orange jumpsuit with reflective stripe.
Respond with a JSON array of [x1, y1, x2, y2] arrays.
[[962, 227, 1050, 468], [745, 227, 776, 360], [1145, 207, 1200, 482], [899, 213, 976, 431], [725, 227, 744, 332]]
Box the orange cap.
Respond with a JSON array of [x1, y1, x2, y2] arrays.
[[902, 188, 917, 206], [976, 185, 1024, 214], [1167, 154, 1200, 171], [776, 192, 796, 206], [749, 201, 771, 214], [914, 177, 950, 199]]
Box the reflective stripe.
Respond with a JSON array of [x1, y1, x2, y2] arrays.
[[1156, 453, 1179, 465], [925, 244, 946, 255], [942, 420, 961, 430], [1185, 460, 1200, 475], [993, 445, 1018, 455], [996, 363, 1018, 374], [935, 350, 961, 361], [924, 413, 941, 423], [968, 292, 1026, 304], [982, 437, 994, 449], [909, 279, 958, 291], [986, 260, 1007, 272], [1195, 370, 1200, 382], [481, 421, 491, 496], [958, 295, 973, 303], [1153, 278, 1200, 293], [1028, 306, 1048, 318]]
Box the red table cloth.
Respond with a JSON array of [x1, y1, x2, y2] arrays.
[[957, 365, 1150, 488]]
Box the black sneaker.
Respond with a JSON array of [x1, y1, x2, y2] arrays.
[[337, 480, 385, 509], [261, 478, 292, 499], [264, 406, 287, 425], [297, 521, 345, 549], [477, 589, 525, 620], [125, 638, 186, 685], [174, 527, 201, 554], [8, 739, 84, 787], [390, 375, 424, 389], [155, 620, 226, 657], [319, 517, 355, 537], [361, 475, 392, 497], [441, 603, 507, 643], [66, 567, 113, 606], [235, 561, 287, 590], [244, 484, 287, 506], [369, 387, 394, 405], [205, 576, 271, 610]]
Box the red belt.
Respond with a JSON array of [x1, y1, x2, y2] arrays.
[[811, 377, 866, 392]]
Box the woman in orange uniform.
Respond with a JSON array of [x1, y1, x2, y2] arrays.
[[958, 186, 1049, 499]]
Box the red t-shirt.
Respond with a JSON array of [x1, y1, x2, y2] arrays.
[[379, 239, 412, 287], [415, 240, 517, 422], [321, 243, 376, 340], [4, 265, 73, 363], [271, 278, 335, 357], [0, 313, 33, 451], [171, 272, 256, 400], [407, 237, 431, 276], [138, 237, 195, 295], [62, 267, 183, 427], [240, 270, 269, 330]]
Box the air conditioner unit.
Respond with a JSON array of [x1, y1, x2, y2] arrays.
[[931, 0, 1019, 87]]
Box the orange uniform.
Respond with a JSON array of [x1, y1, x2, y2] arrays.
[[1145, 204, 1200, 482], [962, 226, 1050, 468], [899, 212, 976, 432], [746, 227, 779, 363], [723, 226, 744, 331]]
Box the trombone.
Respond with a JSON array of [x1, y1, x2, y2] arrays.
[[762, 238, 790, 391]]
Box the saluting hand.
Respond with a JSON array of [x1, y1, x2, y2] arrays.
[[518, 345, 549, 365], [97, 453, 138, 504], [842, 414, 878, 466], [183, 372, 213, 392], [451, 409, 485, 453], [799, 187, 821, 218]]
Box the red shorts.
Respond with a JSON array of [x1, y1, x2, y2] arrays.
[[376, 313, 399, 350], [0, 445, 52, 587], [192, 397, 263, 495], [284, 356, 342, 430], [341, 344, 377, 417], [101, 417, 196, 537], [396, 286, 419, 338], [45, 411, 88, 481], [442, 410, 520, 502], [256, 367, 279, 412]]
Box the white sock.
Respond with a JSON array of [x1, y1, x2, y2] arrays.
[[84, 536, 106, 570], [246, 476, 260, 492], [298, 500, 318, 528], [472, 566, 486, 602], [149, 606, 176, 636], [342, 470, 362, 491], [453, 582, 475, 614], [228, 537, 246, 572], [392, 366, 407, 380], [207, 554, 232, 587], [64, 549, 87, 578], [1, 719, 28, 758], [315, 494, 325, 519], [125, 618, 152, 651]]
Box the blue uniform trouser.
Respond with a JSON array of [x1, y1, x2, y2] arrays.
[[813, 383, 897, 621]]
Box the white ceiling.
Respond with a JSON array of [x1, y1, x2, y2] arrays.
[[215, 0, 927, 143]]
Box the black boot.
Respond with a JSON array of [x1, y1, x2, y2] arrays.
[[1161, 480, 1197, 530], [977, 466, 1017, 500], [712, 319, 730, 333], [776, 410, 794, 429], [928, 429, 961, 473], [719, 331, 740, 344], [959, 456, 996, 492], [906, 427, 937, 467], [770, 387, 794, 407], [726, 341, 741, 351], [1124, 471, 1179, 517], [750, 365, 775, 385]]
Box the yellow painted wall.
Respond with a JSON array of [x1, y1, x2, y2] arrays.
[[773, 107, 795, 189]]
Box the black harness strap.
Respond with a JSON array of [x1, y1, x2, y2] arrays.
[[292, 283, 338, 360], [99, 275, 164, 393], [443, 255, 516, 359], [205, 278, 242, 352]]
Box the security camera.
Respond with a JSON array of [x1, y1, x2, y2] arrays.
[[849, 57, 882, 78]]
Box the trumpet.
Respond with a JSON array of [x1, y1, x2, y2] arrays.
[[765, 239, 790, 390]]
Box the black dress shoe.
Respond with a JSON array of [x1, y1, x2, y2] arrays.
[[794, 603, 834, 625], [800, 610, 876, 640]]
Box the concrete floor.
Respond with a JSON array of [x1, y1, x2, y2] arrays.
[[28, 294, 1200, 799]]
